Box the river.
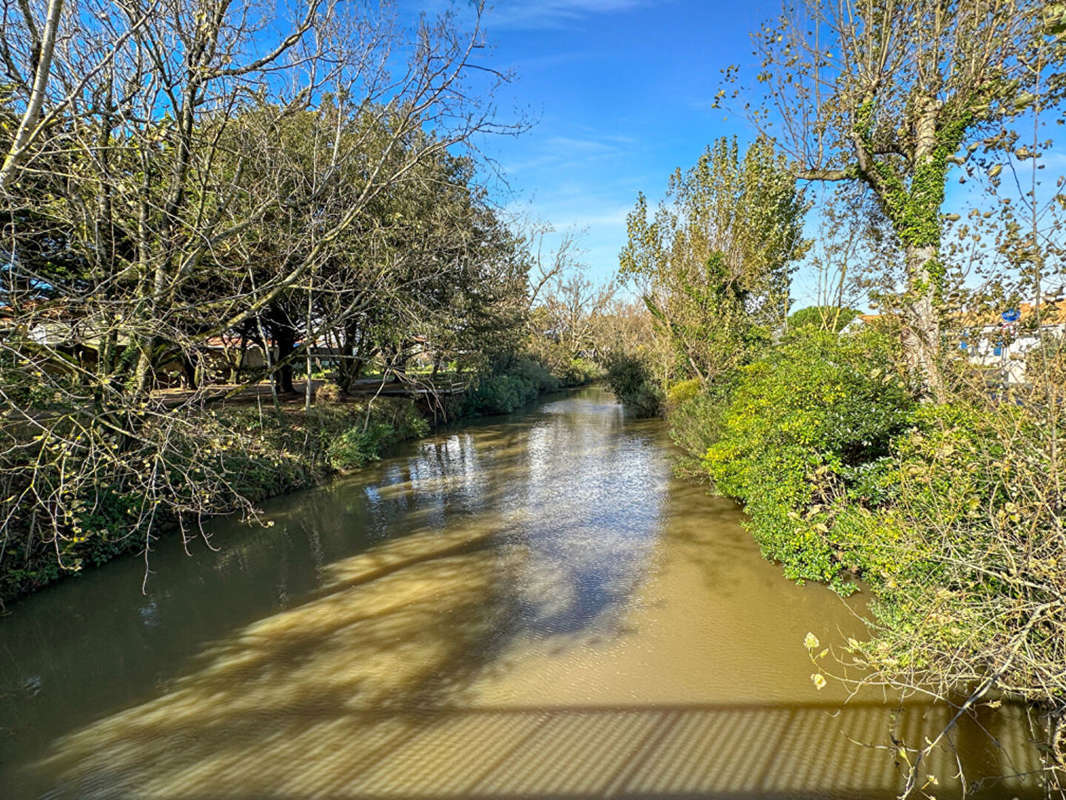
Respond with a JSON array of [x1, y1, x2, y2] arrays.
[[0, 386, 1044, 798]]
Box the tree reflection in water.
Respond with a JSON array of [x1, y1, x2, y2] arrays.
[[0, 389, 1047, 799]]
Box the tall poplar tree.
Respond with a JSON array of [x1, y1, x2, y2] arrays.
[[619, 136, 808, 383]]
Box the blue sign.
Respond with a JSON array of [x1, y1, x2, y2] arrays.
[[1002, 309, 1020, 323]]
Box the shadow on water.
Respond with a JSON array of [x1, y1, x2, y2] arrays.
[[0, 387, 1049, 799], [12, 522, 1048, 799]]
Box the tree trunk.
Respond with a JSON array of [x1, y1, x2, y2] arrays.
[[181, 354, 198, 389], [900, 98, 946, 401], [903, 242, 944, 401], [0, 0, 64, 192], [338, 321, 365, 391], [275, 327, 296, 394]]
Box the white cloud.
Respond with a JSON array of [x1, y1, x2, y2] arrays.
[[485, 0, 651, 30]]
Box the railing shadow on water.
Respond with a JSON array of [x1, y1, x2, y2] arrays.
[[31, 700, 1047, 799], [22, 515, 1047, 800], [5, 400, 1053, 800], [1, 411, 657, 786]]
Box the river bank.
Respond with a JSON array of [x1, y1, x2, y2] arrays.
[[0, 360, 591, 606], [0, 387, 1045, 798]]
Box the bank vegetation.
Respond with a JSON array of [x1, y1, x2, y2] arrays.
[[0, 0, 619, 603], [608, 2, 1066, 795]]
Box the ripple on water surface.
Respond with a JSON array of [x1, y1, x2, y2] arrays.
[[0, 387, 1045, 799]]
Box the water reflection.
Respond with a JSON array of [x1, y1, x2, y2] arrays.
[[0, 388, 1046, 798]]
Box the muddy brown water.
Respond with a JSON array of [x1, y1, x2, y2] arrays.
[[0, 387, 1045, 798]]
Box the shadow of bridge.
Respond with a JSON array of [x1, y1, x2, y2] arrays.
[[38, 701, 1044, 800], [16, 513, 1048, 800]]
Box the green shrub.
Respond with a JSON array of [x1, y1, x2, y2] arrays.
[[324, 399, 429, 470], [327, 422, 394, 470], [464, 374, 525, 415], [678, 323, 1066, 755], [605, 353, 663, 417], [463, 356, 561, 416], [786, 305, 860, 332], [560, 357, 604, 387], [668, 382, 730, 480], [835, 400, 1066, 720], [703, 329, 915, 591], [371, 398, 431, 442], [665, 378, 702, 411]]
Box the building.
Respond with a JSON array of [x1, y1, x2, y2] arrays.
[[842, 299, 1066, 385]]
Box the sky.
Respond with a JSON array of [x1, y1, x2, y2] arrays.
[[401, 1, 1062, 310], [414, 0, 780, 290]]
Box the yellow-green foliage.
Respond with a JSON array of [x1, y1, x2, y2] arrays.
[[702, 329, 914, 592], [696, 328, 1066, 715], [665, 378, 702, 411], [843, 401, 1066, 695]]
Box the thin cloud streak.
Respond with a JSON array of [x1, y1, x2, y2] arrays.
[[545, 135, 623, 154], [486, 0, 652, 30]]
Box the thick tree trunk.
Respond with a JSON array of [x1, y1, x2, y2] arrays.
[[897, 97, 946, 400], [274, 328, 296, 394]]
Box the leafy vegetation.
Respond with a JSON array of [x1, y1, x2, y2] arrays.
[[0, 0, 624, 602], [0, 399, 427, 601], [461, 357, 562, 416], [619, 136, 807, 386], [611, 6, 1066, 785], [702, 329, 915, 591], [604, 353, 663, 418], [786, 306, 860, 332]]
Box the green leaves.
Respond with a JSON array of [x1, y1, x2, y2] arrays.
[[700, 328, 915, 592], [618, 135, 807, 386], [462, 357, 561, 416], [604, 353, 663, 417]]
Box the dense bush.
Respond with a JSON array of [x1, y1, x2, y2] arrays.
[[559, 357, 605, 387], [327, 400, 429, 470], [604, 353, 663, 417], [786, 305, 860, 332], [702, 329, 915, 591], [328, 423, 397, 470], [693, 326, 1066, 759], [840, 402, 1066, 718], [664, 378, 702, 411], [667, 382, 729, 480], [524, 331, 605, 388], [461, 356, 561, 416]]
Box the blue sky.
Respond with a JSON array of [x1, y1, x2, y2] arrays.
[[401, 1, 1061, 309], [451, 0, 778, 287]]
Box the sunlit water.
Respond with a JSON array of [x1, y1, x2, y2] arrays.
[[0, 387, 1045, 798]]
